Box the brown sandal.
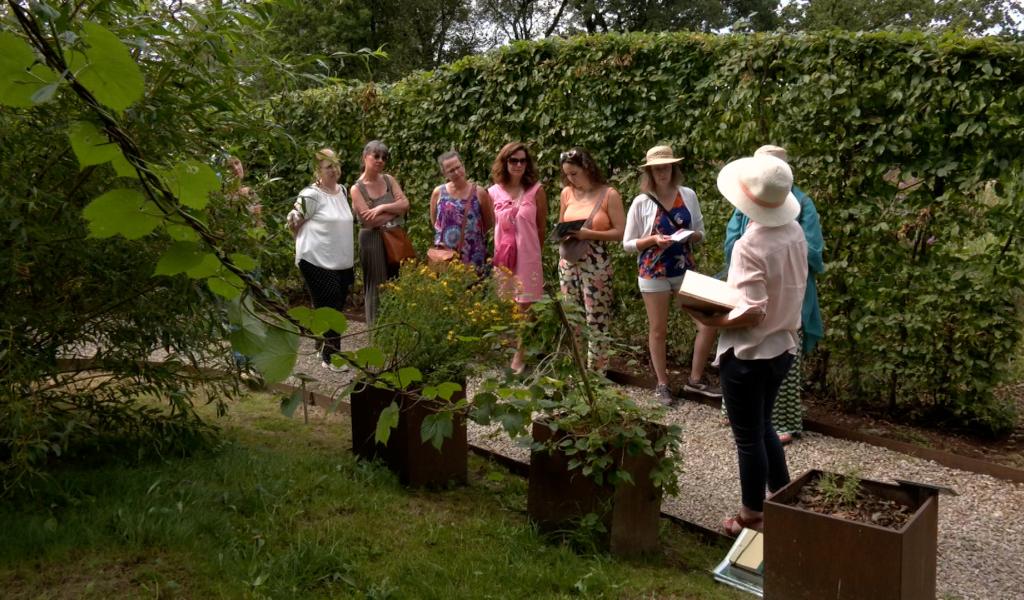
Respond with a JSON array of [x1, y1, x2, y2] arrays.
[[722, 513, 763, 536]]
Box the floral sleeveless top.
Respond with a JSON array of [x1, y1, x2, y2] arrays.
[[433, 185, 488, 272], [638, 192, 696, 279]]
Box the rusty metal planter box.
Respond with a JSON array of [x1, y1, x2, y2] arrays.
[[527, 420, 663, 557], [349, 384, 467, 488], [764, 469, 938, 600]]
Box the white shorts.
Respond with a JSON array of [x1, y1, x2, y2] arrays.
[[638, 275, 684, 293]]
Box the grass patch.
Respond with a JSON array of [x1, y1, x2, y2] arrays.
[[0, 392, 743, 599]]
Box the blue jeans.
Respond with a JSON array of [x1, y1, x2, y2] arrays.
[[720, 348, 795, 512]]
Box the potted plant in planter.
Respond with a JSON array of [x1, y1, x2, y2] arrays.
[[472, 292, 682, 557], [349, 261, 518, 487], [763, 468, 939, 600]]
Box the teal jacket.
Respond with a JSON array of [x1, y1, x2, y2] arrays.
[[723, 185, 824, 354]]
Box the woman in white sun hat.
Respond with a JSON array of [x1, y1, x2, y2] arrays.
[[683, 153, 807, 536], [622, 145, 720, 406]]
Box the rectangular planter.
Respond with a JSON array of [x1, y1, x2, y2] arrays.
[[763, 469, 938, 600], [527, 420, 663, 557], [349, 384, 467, 488]]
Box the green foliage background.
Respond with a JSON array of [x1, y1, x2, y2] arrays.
[[252, 31, 1024, 432]]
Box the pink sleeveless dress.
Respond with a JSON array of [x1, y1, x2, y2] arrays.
[[490, 182, 543, 303]]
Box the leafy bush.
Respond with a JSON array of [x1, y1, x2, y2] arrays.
[[257, 31, 1024, 433]]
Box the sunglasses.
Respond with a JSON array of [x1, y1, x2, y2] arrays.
[[559, 149, 580, 163], [507, 157, 528, 166], [370, 152, 389, 161]]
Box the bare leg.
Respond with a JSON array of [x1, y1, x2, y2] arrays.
[[511, 301, 532, 372], [642, 291, 671, 385], [689, 321, 717, 382]]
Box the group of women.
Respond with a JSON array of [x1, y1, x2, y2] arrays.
[[286, 140, 814, 534]]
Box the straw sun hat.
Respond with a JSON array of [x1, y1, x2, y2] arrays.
[[639, 145, 684, 167], [716, 154, 799, 227]]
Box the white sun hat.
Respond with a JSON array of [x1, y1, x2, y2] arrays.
[[716, 154, 800, 227], [754, 144, 788, 163]]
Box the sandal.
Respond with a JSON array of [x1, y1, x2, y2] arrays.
[[722, 513, 763, 536], [778, 432, 793, 445]]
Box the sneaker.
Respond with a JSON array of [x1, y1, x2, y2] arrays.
[[684, 377, 723, 399], [321, 359, 349, 373], [655, 383, 676, 407]]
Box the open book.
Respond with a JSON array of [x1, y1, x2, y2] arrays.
[[670, 229, 695, 243], [678, 270, 740, 314]]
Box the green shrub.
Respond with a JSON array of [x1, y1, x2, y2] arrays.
[[255, 31, 1024, 433]]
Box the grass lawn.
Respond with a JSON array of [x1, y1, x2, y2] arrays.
[[0, 393, 745, 599]]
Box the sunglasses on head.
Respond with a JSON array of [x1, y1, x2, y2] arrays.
[[507, 156, 528, 166], [559, 149, 580, 163]]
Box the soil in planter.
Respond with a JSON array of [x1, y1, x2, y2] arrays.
[[790, 477, 913, 530]]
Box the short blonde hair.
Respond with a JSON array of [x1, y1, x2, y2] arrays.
[[313, 148, 340, 183]]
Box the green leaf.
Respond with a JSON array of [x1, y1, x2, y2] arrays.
[[68, 121, 122, 168], [227, 297, 266, 356], [420, 412, 453, 450], [166, 224, 199, 242], [435, 381, 462, 401], [397, 367, 422, 389], [68, 22, 144, 113], [154, 242, 205, 276], [110, 153, 136, 178], [81, 189, 162, 239], [159, 161, 218, 210], [0, 33, 58, 107], [250, 322, 299, 384], [207, 273, 243, 299], [354, 346, 385, 369], [185, 253, 221, 279], [311, 307, 347, 336], [375, 401, 400, 445], [280, 390, 303, 418], [229, 253, 257, 271]]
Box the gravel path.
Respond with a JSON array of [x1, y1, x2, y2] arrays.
[[283, 323, 1022, 600]]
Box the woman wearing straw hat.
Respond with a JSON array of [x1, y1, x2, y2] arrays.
[[623, 145, 720, 406], [684, 153, 808, 535]]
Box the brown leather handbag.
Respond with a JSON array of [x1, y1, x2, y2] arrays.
[[382, 226, 416, 266]]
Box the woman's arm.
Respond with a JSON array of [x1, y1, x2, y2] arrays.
[[558, 187, 570, 222], [386, 175, 410, 215], [622, 195, 668, 252], [683, 187, 705, 244], [429, 185, 441, 228], [535, 186, 548, 244]]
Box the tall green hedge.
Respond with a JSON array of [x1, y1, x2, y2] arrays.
[[251, 31, 1024, 433]]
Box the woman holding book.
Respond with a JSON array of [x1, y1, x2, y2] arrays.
[[684, 154, 807, 536], [556, 147, 626, 372], [490, 141, 547, 373], [622, 145, 718, 406]]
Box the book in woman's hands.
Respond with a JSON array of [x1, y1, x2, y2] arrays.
[[551, 219, 586, 242], [678, 270, 740, 314]]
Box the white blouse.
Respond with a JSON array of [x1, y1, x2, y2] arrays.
[[622, 186, 704, 254], [292, 185, 355, 270]]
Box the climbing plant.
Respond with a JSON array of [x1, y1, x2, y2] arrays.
[[259, 31, 1024, 433]]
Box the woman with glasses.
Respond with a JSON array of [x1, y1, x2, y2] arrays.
[[556, 148, 625, 372], [489, 141, 548, 373], [623, 145, 718, 406], [430, 150, 494, 273], [350, 140, 410, 327], [286, 148, 355, 371]]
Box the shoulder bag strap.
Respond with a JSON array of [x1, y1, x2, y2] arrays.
[[581, 187, 608, 228]]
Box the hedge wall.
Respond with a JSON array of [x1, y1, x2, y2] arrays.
[[250, 31, 1024, 433]]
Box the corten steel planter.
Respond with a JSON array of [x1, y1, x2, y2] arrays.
[[763, 469, 938, 600], [527, 420, 664, 557], [349, 384, 468, 488]]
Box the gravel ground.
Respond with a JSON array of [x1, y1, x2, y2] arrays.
[[252, 323, 1024, 600]]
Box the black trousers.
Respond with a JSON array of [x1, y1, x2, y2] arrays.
[[298, 260, 354, 362], [720, 348, 795, 512]]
